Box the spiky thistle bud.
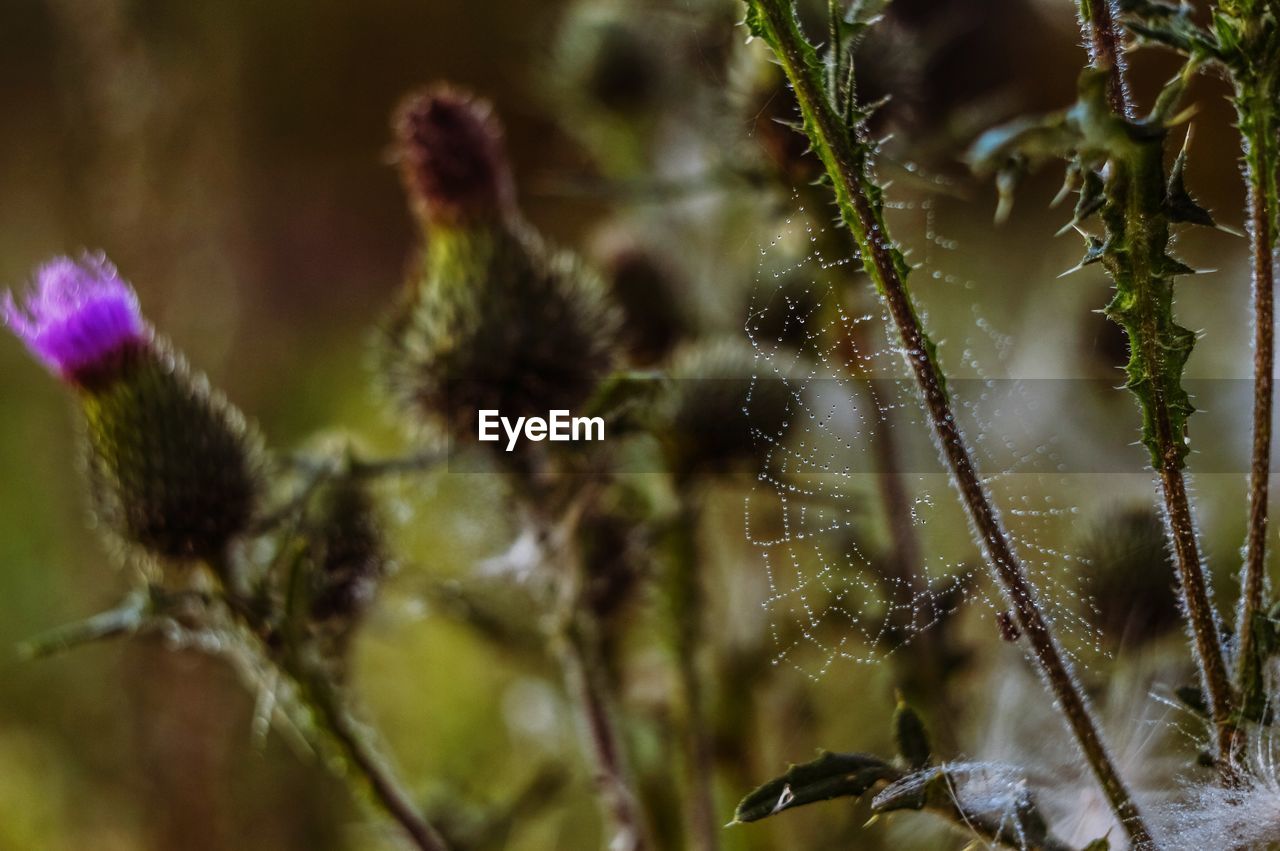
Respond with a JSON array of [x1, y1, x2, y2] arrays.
[[1076, 505, 1181, 648], [594, 236, 692, 366], [394, 86, 516, 228], [554, 3, 663, 119], [301, 475, 388, 658], [657, 338, 792, 481], [384, 87, 617, 449], [5, 254, 264, 564]]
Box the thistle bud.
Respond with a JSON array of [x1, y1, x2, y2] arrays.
[[5, 254, 264, 563], [594, 236, 692, 366], [1076, 505, 1180, 647], [393, 86, 516, 228], [302, 475, 388, 657], [554, 3, 663, 119], [657, 339, 792, 480], [383, 87, 618, 449]]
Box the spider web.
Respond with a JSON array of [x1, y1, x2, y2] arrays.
[[743, 191, 1104, 680]]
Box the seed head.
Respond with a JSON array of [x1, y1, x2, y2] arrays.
[[595, 238, 691, 366]]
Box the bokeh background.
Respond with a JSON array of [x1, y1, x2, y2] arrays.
[[0, 1, 1265, 849]]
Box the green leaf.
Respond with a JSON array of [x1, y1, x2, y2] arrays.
[[732, 751, 900, 823], [743, 1, 770, 40]]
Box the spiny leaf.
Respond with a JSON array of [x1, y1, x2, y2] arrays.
[[1051, 160, 1082, 208], [731, 751, 899, 823], [1165, 130, 1216, 226], [743, 2, 769, 40], [1157, 254, 1200, 278], [1075, 169, 1107, 223], [1121, 0, 1218, 57], [1060, 234, 1107, 277], [869, 767, 950, 813]]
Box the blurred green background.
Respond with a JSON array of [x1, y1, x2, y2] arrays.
[[0, 1, 1265, 849]]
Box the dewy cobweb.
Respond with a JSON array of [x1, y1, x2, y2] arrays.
[[743, 190, 1104, 680]]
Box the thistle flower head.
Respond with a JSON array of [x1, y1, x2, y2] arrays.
[[393, 86, 516, 226], [5, 254, 266, 563], [4, 254, 149, 384]]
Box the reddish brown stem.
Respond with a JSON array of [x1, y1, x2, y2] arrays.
[[1081, 0, 1133, 116], [1237, 123, 1277, 710]]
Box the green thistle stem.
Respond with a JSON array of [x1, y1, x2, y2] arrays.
[[289, 660, 451, 851], [525, 486, 651, 851], [667, 500, 720, 851], [1105, 139, 1237, 761], [742, 1, 1154, 846], [216, 558, 450, 851], [1077, 8, 1239, 767], [558, 586, 651, 851]]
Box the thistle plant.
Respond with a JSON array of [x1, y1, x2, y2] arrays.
[[1116, 0, 1280, 735], [5, 256, 450, 851], [11, 2, 1280, 849], [969, 58, 1238, 767], [739, 0, 1154, 845], [382, 85, 656, 851]]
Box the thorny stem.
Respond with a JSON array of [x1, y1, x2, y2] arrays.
[[744, 1, 1155, 847], [26, 576, 452, 851], [1080, 4, 1240, 766], [1108, 141, 1237, 761], [792, 175, 960, 746], [1236, 96, 1278, 717]]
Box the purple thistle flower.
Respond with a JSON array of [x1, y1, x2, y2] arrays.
[[4, 253, 149, 382]]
